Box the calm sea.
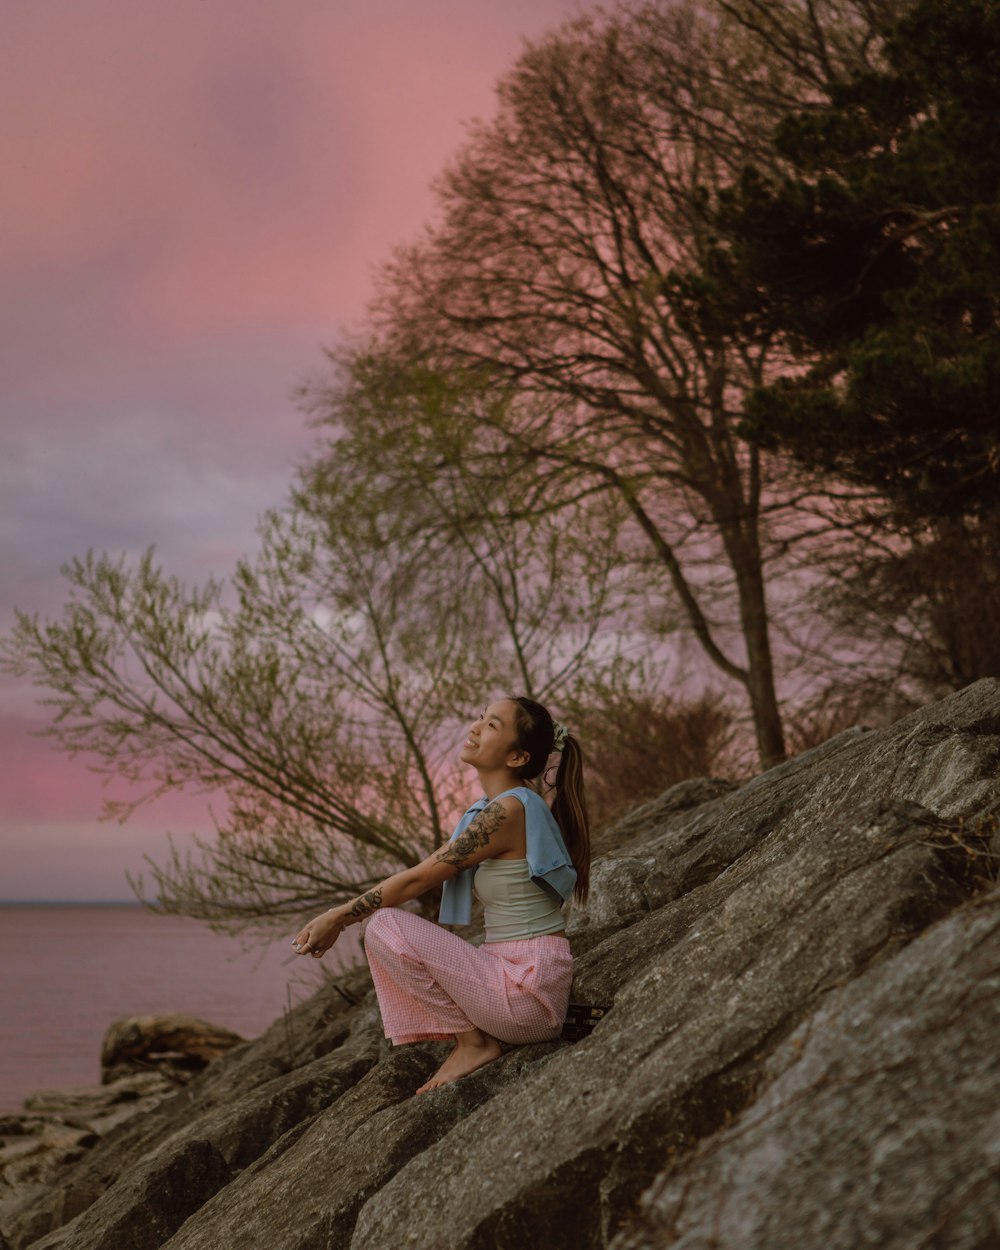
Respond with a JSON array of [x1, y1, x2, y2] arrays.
[[0, 904, 365, 1114]]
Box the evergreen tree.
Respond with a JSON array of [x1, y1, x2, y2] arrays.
[[697, 0, 1000, 522]]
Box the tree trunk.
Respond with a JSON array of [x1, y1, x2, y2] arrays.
[[618, 468, 787, 768], [736, 557, 787, 769], [708, 442, 787, 769]]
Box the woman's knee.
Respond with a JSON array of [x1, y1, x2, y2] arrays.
[[363, 906, 405, 942]]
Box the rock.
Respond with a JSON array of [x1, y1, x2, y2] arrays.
[[23, 1073, 175, 1115], [26, 1138, 234, 1250], [18, 1019, 382, 1250], [0, 1117, 98, 1212], [0, 1074, 176, 1234], [607, 896, 1000, 1250], [99, 1016, 246, 1082], [3, 680, 999, 1250], [0, 1120, 47, 1139], [0, 961, 376, 1250], [349, 800, 989, 1250], [148, 1044, 554, 1250], [591, 774, 740, 856]]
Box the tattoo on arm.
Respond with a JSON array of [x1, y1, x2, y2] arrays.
[[438, 800, 507, 870], [347, 887, 383, 919]]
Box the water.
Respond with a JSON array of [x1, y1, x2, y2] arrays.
[[0, 904, 365, 1114]]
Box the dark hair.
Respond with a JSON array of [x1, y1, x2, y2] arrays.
[[508, 695, 590, 905]]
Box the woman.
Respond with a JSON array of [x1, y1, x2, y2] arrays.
[[292, 695, 590, 1095]]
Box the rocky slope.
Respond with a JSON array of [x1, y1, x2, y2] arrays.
[[2, 679, 999, 1250]]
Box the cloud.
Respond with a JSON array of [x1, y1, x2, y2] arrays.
[[0, 0, 585, 898]]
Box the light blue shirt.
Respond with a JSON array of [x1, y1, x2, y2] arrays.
[[437, 785, 577, 926]]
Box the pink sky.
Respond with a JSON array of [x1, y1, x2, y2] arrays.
[[0, 0, 585, 899]]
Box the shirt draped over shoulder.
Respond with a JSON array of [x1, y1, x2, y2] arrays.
[[437, 786, 577, 928]]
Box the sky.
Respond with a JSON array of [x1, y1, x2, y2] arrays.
[[0, 0, 587, 900]]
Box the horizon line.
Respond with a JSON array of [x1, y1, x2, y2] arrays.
[[0, 898, 147, 906]]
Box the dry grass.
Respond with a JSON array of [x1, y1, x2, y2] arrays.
[[564, 689, 739, 832]]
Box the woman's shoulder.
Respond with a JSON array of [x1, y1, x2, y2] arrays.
[[494, 785, 547, 811], [497, 787, 562, 832]]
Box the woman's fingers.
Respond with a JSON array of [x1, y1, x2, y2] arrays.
[[292, 914, 341, 957], [291, 933, 325, 955]]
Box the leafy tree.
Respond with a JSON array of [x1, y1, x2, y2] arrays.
[[296, 355, 639, 701], [803, 509, 1000, 699], [1, 441, 637, 936], [340, 1, 900, 768], [681, 0, 1000, 694], [700, 0, 1000, 521]]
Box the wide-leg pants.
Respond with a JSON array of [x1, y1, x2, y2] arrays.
[[361, 907, 573, 1046]]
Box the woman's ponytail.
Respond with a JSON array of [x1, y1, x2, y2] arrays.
[[509, 696, 591, 906], [551, 733, 590, 905]]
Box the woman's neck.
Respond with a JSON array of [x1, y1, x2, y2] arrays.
[[477, 768, 524, 801]]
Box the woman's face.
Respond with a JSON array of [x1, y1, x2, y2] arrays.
[[459, 699, 525, 772]]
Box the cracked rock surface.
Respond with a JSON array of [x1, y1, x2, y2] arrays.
[[3, 680, 999, 1250]]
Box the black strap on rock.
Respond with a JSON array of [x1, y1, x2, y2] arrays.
[[560, 1002, 611, 1042]]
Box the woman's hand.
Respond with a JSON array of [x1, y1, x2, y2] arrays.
[[292, 909, 345, 959], [287, 802, 520, 963]]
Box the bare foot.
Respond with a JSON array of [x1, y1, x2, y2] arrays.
[[415, 1030, 504, 1094]]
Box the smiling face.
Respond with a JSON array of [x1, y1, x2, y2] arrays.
[[459, 699, 528, 774]]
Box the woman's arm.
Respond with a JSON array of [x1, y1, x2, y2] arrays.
[[292, 795, 523, 957]]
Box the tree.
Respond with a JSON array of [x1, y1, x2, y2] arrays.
[[564, 677, 739, 827], [700, 0, 1000, 521], [1, 437, 637, 936], [799, 509, 1000, 700], [295, 354, 640, 703], [682, 0, 1000, 694], [343, 2, 900, 768]]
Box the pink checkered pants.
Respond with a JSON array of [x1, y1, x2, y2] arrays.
[[361, 907, 574, 1046]]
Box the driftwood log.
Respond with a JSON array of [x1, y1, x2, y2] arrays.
[[100, 1016, 246, 1083]]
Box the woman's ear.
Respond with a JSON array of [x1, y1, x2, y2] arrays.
[[507, 747, 530, 770]]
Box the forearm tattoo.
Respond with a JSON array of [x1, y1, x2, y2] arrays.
[[438, 800, 507, 870], [346, 887, 383, 919]]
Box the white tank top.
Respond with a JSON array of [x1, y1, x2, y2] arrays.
[[472, 857, 567, 942]]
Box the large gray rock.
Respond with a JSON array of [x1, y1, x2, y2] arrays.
[[609, 894, 1000, 1250], [3, 680, 998, 1250], [157, 1041, 564, 1250]]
